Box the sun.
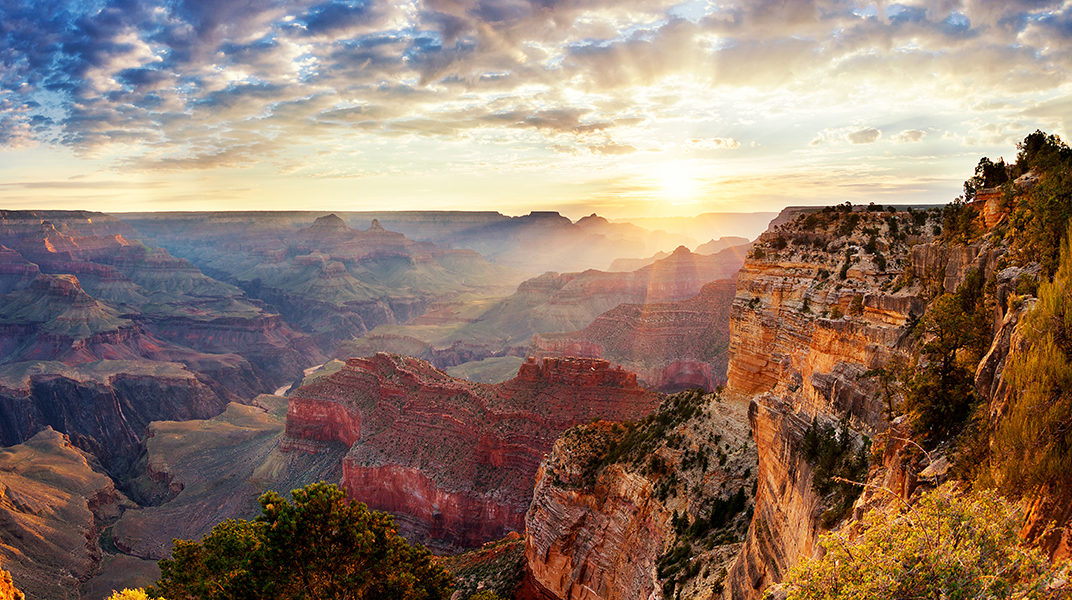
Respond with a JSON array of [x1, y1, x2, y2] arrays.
[[653, 161, 703, 204]]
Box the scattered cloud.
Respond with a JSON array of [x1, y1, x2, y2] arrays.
[[847, 128, 881, 145], [892, 129, 926, 143], [1, 0, 1071, 214], [588, 142, 638, 155], [811, 126, 883, 146], [685, 137, 740, 151]]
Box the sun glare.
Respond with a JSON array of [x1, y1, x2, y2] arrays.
[[653, 161, 703, 204]]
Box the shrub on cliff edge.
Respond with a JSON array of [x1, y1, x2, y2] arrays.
[[783, 485, 1069, 600], [148, 482, 452, 600], [989, 223, 1072, 499]]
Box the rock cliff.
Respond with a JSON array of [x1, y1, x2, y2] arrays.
[[283, 353, 661, 548], [722, 200, 1044, 598], [724, 206, 945, 597], [522, 390, 757, 600], [531, 280, 738, 392]]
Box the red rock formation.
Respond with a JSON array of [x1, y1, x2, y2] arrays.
[[531, 280, 738, 392], [521, 392, 756, 600], [284, 353, 661, 547]]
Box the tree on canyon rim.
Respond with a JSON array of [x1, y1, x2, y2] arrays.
[[148, 482, 453, 600]]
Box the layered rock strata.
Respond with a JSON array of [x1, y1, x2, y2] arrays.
[[283, 353, 661, 547], [531, 280, 737, 392], [724, 205, 1015, 598], [522, 391, 757, 600], [122, 213, 528, 347], [339, 245, 748, 372]]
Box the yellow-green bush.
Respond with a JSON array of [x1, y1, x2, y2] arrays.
[[784, 485, 1069, 600], [990, 223, 1072, 498]]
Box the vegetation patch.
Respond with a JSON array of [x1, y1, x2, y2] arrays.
[[801, 418, 869, 528], [782, 485, 1070, 600]]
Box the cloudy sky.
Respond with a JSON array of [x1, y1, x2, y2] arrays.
[[0, 0, 1070, 219]]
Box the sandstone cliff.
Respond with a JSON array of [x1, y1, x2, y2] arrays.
[[283, 353, 661, 549], [522, 390, 757, 600], [722, 198, 1056, 598], [531, 279, 737, 392]]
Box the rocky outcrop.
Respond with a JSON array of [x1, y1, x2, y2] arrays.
[[722, 203, 1034, 598], [531, 280, 738, 392], [722, 206, 980, 598], [522, 390, 757, 600], [0, 428, 126, 600], [283, 353, 661, 548]]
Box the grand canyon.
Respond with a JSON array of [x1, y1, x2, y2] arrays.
[[2, 131, 1072, 599], [3, 2, 1072, 594]]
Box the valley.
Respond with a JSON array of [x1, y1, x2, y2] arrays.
[[0, 134, 1070, 600]]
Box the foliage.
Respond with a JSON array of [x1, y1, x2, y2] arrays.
[[1006, 130, 1072, 277], [107, 591, 149, 600], [439, 535, 524, 600], [990, 224, 1072, 498], [904, 268, 991, 442], [838, 213, 861, 236], [149, 483, 452, 600], [963, 156, 1010, 200], [1016, 130, 1072, 172], [848, 294, 864, 316], [802, 418, 869, 527], [784, 484, 1069, 600], [942, 197, 982, 245], [860, 358, 906, 420]]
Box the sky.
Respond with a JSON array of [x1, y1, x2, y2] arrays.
[[0, 0, 1070, 220]]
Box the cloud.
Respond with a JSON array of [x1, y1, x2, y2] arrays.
[[1, 0, 1071, 175], [847, 127, 881, 144], [684, 137, 741, 151], [811, 126, 882, 146], [588, 142, 637, 155], [891, 129, 926, 143]]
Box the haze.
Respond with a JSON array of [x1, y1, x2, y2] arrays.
[[1, 0, 1070, 218]]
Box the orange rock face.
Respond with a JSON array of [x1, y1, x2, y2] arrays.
[[531, 280, 738, 392], [724, 208, 942, 598], [724, 206, 1019, 598], [284, 353, 661, 547]]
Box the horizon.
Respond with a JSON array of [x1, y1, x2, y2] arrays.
[[1, 1, 1069, 219]]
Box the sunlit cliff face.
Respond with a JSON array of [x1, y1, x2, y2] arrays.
[[1, 0, 1071, 216]]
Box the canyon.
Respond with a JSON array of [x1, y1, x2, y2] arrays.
[[338, 244, 749, 375], [5, 190, 1066, 600], [518, 195, 1072, 600], [531, 279, 738, 392], [284, 353, 662, 548]]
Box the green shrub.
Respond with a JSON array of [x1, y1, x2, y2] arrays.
[[148, 483, 452, 600], [784, 485, 1069, 600], [801, 418, 868, 526], [904, 269, 991, 442], [990, 223, 1072, 498]]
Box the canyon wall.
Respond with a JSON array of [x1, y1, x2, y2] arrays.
[[522, 390, 756, 600], [284, 353, 661, 548], [725, 205, 1012, 598], [531, 279, 738, 392]]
